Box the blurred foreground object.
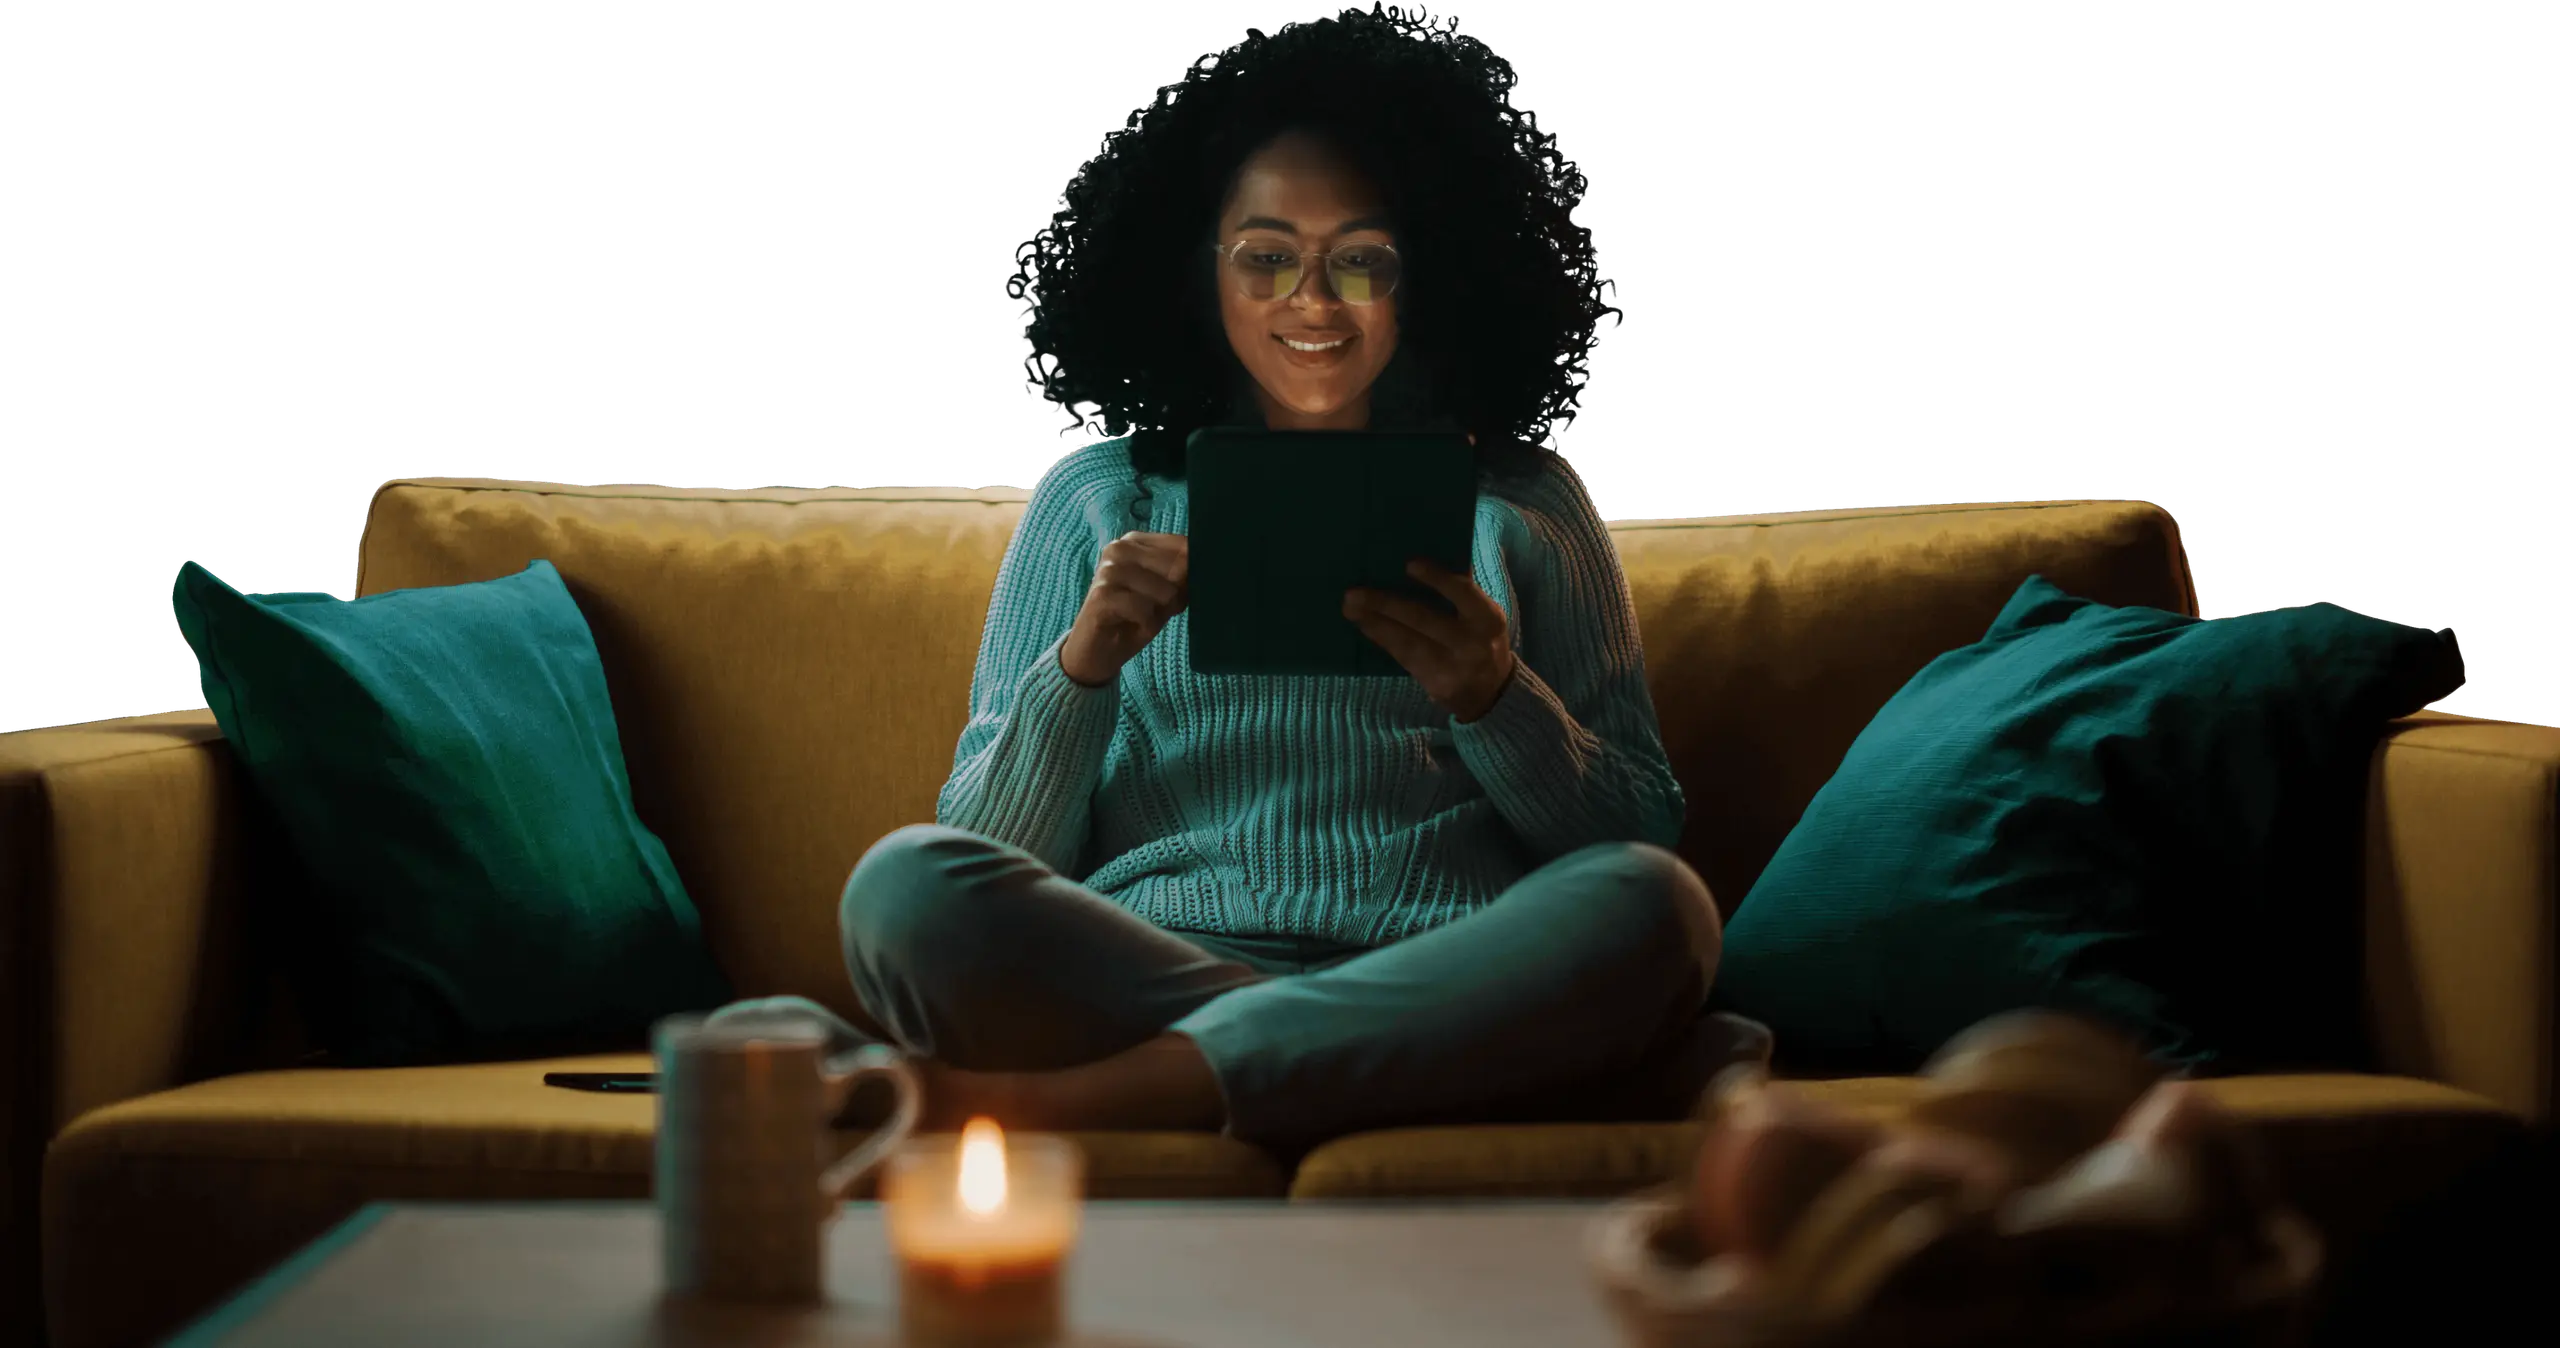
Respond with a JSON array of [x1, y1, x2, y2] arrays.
[[1590, 1011, 2321, 1347]]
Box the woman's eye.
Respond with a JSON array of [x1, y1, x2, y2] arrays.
[[1337, 246, 1388, 269], [1243, 249, 1295, 269]]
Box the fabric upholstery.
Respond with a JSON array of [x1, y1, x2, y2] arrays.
[[353, 484, 2200, 1001], [2362, 710, 2560, 1119], [1716, 573, 2465, 1074], [7, 482, 2552, 1348], [354, 479, 1040, 1037], [1289, 1074, 2521, 1194], [172, 558, 733, 1065]]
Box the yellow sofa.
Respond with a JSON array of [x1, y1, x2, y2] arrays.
[[6, 476, 2552, 1348]]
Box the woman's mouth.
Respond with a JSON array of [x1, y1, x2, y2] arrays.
[[1275, 333, 1355, 366]]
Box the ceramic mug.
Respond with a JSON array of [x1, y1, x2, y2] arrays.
[[653, 1010, 922, 1304]]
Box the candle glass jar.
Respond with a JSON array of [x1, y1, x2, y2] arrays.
[[883, 1131, 1084, 1346]]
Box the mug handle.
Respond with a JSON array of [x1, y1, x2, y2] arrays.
[[816, 1043, 923, 1207]]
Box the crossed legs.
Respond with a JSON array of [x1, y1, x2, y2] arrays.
[[838, 823, 1731, 1149]]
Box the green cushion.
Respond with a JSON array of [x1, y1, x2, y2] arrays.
[[172, 558, 730, 1066], [1713, 574, 2464, 1075]]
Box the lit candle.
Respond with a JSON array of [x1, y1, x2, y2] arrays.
[[884, 1118, 1083, 1346]]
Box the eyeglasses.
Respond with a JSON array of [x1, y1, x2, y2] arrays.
[[1207, 237, 1402, 304]]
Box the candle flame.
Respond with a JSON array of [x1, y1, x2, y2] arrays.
[[958, 1116, 1007, 1216]]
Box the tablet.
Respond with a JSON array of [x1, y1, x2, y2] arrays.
[[1185, 426, 1477, 677]]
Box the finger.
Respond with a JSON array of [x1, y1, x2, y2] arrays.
[[1351, 613, 1433, 670], [1112, 534, 1190, 587], [1095, 587, 1169, 631], [1350, 589, 1468, 651], [1098, 556, 1180, 605], [1099, 538, 1174, 572], [1108, 532, 1181, 563], [1106, 532, 1185, 559], [1098, 569, 1179, 611], [1404, 560, 1501, 624], [1351, 608, 1454, 690]]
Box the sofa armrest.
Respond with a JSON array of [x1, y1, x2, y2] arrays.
[[1, 710, 292, 1340], [2363, 710, 2560, 1121]]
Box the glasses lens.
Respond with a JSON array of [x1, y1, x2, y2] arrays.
[[1227, 240, 1399, 303]]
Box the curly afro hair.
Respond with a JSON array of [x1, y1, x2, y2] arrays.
[[1006, 3, 1620, 481]]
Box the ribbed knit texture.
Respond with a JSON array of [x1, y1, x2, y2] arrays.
[[936, 437, 1686, 948]]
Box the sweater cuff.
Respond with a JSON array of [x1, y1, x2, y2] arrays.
[[958, 632, 1120, 852], [1015, 631, 1122, 761], [1449, 656, 1586, 787]]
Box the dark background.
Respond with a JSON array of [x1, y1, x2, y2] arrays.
[[10, 5, 2549, 1340]]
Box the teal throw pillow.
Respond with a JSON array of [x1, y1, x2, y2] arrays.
[[173, 558, 731, 1066], [1713, 574, 2463, 1074]]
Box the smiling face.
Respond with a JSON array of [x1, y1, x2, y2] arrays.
[[1213, 129, 1400, 430]]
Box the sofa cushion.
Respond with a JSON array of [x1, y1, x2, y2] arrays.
[[42, 1054, 1284, 1348], [1283, 1076, 1920, 1201], [1714, 574, 2465, 1074], [171, 559, 733, 1066], [354, 483, 2198, 1013], [1285, 1073, 2521, 1259]]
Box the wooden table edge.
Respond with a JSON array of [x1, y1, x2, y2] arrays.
[[164, 1203, 397, 1347], [154, 1197, 1622, 1346]]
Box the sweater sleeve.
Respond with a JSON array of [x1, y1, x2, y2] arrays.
[[1448, 458, 1687, 860], [933, 446, 1130, 875]]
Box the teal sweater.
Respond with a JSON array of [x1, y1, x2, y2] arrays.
[[936, 437, 1686, 948]]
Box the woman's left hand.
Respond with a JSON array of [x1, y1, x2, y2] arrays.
[[1344, 560, 1518, 723]]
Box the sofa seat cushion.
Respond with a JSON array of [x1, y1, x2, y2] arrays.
[[43, 1054, 1282, 1348], [1284, 1076, 1925, 1201], [1286, 1074, 2523, 1218]]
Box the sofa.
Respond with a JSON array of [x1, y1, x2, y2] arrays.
[[5, 475, 2552, 1348]]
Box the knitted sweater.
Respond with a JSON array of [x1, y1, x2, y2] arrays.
[[935, 436, 1686, 948]]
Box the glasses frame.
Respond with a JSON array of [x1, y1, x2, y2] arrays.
[[1206, 237, 1402, 305]]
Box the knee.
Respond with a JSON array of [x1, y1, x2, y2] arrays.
[[1569, 840, 1724, 973], [839, 824, 987, 974]]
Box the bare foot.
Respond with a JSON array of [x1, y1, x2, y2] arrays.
[[901, 1035, 1226, 1134]]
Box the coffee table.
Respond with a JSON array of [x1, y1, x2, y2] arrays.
[[166, 1200, 1629, 1347]]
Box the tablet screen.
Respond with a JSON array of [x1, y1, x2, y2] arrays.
[[1185, 427, 1477, 677]]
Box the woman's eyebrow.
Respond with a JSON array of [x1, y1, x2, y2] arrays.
[[1234, 213, 1394, 234]]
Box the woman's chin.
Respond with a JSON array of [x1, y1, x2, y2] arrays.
[[1257, 382, 1381, 428]]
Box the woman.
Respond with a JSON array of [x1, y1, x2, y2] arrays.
[[717, 4, 1768, 1150]]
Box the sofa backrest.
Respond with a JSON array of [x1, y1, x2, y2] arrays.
[[357, 475, 2195, 1006]]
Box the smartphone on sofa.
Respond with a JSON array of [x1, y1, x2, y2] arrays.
[[542, 1072, 658, 1093]]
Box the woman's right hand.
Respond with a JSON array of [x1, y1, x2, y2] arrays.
[[1059, 531, 1189, 686]]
